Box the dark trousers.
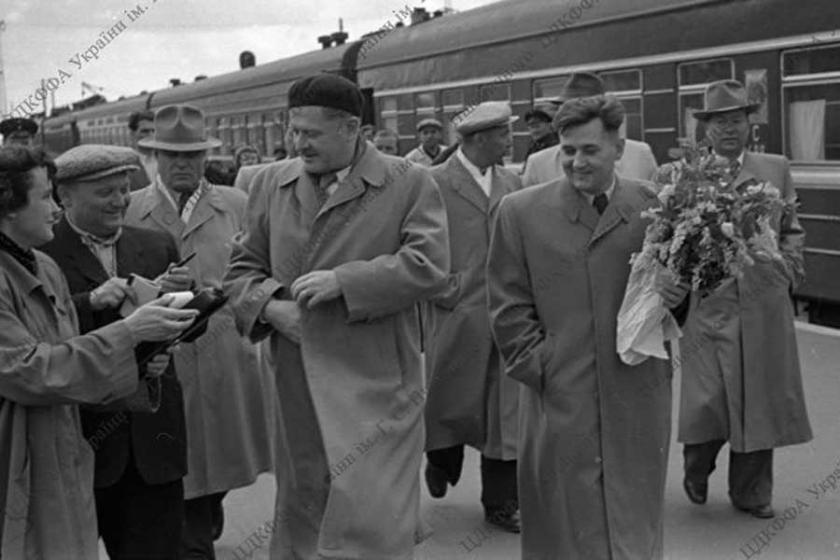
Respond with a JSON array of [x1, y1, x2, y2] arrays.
[[95, 461, 184, 560], [180, 492, 227, 559], [684, 440, 773, 508], [427, 445, 518, 513]]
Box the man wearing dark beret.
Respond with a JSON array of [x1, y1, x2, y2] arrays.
[[224, 73, 450, 559], [0, 117, 38, 147], [41, 144, 189, 560]]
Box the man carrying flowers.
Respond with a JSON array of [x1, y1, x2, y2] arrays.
[[676, 80, 812, 519]]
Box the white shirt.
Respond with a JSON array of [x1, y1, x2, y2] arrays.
[[65, 217, 121, 278], [456, 148, 493, 197], [322, 165, 353, 198]]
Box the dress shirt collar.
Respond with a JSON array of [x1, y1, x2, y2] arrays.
[[583, 174, 617, 205]]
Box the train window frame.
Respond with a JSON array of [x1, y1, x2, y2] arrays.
[[478, 83, 511, 103], [414, 91, 437, 116], [532, 76, 568, 104], [601, 69, 644, 141], [677, 57, 735, 141], [441, 89, 465, 145], [781, 43, 840, 164], [378, 95, 400, 138]]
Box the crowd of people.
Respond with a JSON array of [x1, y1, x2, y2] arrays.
[[0, 69, 810, 560]]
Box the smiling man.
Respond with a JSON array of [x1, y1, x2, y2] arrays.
[[488, 95, 685, 559], [223, 73, 449, 559], [125, 105, 275, 559]]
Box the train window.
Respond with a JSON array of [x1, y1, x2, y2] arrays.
[[478, 83, 511, 103], [782, 45, 840, 162], [441, 89, 465, 144], [678, 58, 734, 144], [601, 70, 642, 95], [415, 92, 436, 115], [678, 58, 734, 87], [533, 77, 568, 103], [379, 96, 399, 136]]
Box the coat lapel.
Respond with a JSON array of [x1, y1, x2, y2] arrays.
[[488, 168, 510, 213], [139, 182, 185, 240], [559, 181, 598, 232], [315, 142, 388, 220], [53, 218, 109, 286], [589, 179, 635, 247], [733, 152, 759, 190], [448, 156, 489, 214], [116, 229, 145, 279], [183, 186, 223, 239]]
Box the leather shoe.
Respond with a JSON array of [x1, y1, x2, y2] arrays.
[[485, 508, 521, 534], [737, 504, 775, 519], [425, 463, 448, 499], [683, 478, 707, 505]]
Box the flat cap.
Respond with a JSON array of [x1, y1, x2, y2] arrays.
[[0, 117, 38, 137], [288, 73, 364, 117], [55, 144, 140, 183], [416, 118, 443, 132], [453, 102, 518, 136]]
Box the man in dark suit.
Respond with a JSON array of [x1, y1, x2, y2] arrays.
[[43, 144, 194, 559]]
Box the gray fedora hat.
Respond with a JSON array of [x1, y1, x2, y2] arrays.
[[138, 104, 222, 151], [693, 80, 760, 121]]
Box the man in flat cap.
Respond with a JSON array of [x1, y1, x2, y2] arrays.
[[406, 118, 447, 167], [522, 103, 559, 164], [223, 73, 449, 559], [676, 79, 811, 519], [42, 144, 189, 559], [124, 104, 276, 558], [488, 95, 686, 558], [423, 101, 522, 533], [522, 72, 658, 187], [0, 117, 38, 147]]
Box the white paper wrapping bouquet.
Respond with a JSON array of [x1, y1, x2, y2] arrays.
[[617, 261, 682, 365]]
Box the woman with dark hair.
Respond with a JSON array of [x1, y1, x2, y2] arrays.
[[0, 146, 199, 558]]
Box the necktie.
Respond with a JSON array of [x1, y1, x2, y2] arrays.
[[177, 191, 192, 215], [593, 193, 608, 215], [729, 159, 741, 179], [314, 173, 337, 207]]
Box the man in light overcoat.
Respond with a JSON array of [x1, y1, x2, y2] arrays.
[[677, 80, 812, 519], [488, 95, 686, 559], [223, 74, 449, 559], [424, 101, 522, 533], [124, 104, 276, 558]]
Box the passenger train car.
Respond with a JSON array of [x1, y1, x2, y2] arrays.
[[37, 0, 840, 325]]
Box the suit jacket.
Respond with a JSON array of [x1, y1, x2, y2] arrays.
[[424, 155, 520, 460], [233, 163, 268, 195], [40, 218, 187, 488], [522, 138, 658, 187]]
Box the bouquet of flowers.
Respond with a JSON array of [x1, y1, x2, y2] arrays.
[[617, 141, 791, 365]]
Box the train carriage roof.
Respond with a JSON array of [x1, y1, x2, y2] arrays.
[[357, 0, 838, 92], [150, 42, 361, 116], [49, 93, 151, 127]]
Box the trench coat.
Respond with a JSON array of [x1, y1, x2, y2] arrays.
[[424, 156, 520, 460], [488, 177, 672, 560], [522, 139, 658, 187], [125, 180, 275, 498], [0, 250, 139, 559], [678, 152, 812, 452], [223, 145, 449, 560]]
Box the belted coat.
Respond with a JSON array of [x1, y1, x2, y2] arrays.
[[125, 180, 275, 498], [223, 145, 449, 560], [488, 177, 672, 560], [677, 152, 812, 452], [424, 155, 520, 460], [0, 251, 138, 559]]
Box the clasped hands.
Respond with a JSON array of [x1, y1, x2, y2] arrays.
[[262, 270, 341, 344]]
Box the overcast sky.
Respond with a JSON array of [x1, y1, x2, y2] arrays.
[[0, 0, 497, 114]]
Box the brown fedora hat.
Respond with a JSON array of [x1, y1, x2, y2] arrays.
[[138, 104, 222, 152], [550, 72, 605, 104], [693, 80, 760, 121]]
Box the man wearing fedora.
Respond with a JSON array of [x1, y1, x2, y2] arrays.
[[124, 104, 276, 558], [423, 101, 522, 533], [42, 144, 189, 559], [224, 73, 449, 559], [522, 72, 658, 187], [676, 79, 812, 519], [406, 118, 447, 166], [0, 117, 38, 147]]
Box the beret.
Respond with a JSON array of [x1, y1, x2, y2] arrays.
[[0, 117, 38, 137], [55, 144, 140, 183], [288, 74, 364, 117], [416, 118, 443, 132], [453, 101, 518, 136]]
